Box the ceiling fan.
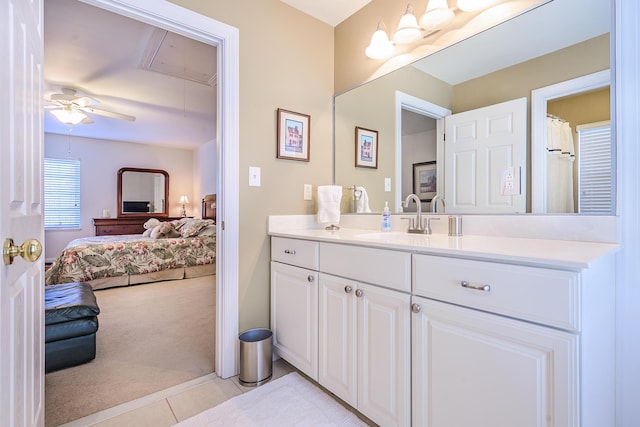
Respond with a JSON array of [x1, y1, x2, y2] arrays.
[[45, 87, 136, 125]]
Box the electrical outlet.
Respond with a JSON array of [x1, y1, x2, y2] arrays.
[[501, 166, 520, 195], [303, 184, 312, 200], [384, 178, 391, 192]]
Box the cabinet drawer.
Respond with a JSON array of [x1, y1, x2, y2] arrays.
[[320, 242, 411, 292], [413, 254, 580, 331], [271, 237, 319, 270]]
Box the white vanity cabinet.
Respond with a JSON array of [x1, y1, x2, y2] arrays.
[[412, 253, 616, 427], [270, 237, 319, 380], [319, 273, 411, 427]]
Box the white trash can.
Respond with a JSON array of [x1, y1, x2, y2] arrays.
[[238, 328, 272, 386]]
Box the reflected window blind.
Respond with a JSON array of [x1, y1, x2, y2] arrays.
[[44, 158, 81, 229], [577, 121, 612, 214]]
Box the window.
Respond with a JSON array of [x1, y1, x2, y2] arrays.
[[577, 121, 612, 214], [44, 158, 81, 229]]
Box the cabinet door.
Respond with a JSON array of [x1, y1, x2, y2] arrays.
[[358, 283, 411, 427], [318, 273, 357, 407], [270, 261, 318, 380], [412, 296, 577, 427]]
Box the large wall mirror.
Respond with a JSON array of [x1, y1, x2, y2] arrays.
[[117, 167, 169, 217], [334, 0, 613, 216]]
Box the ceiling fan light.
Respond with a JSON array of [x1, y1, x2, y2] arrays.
[[457, 0, 498, 12], [393, 5, 422, 45], [420, 0, 454, 30], [50, 108, 88, 125], [365, 22, 395, 60]]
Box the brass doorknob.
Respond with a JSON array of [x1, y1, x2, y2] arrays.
[[3, 238, 42, 265]]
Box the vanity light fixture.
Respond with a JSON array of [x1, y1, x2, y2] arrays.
[[50, 106, 88, 125], [393, 4, 422, 45], [365, 21, 395, 60], [419, 0, 455, 30], [179, 195, 189, 217]]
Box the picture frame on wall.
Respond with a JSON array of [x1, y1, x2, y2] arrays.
[[355, 126, 378, 169], [413, 161, 437, 202], [276, 108, 310, 161]]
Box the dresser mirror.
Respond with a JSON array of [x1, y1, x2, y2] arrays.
[[117, 167, 169, 217], [334, 0, 613, 215]]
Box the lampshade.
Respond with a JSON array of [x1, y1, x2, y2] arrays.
[[365, 22, 395, 60], [393, 5, 422, 45], [419, 0, 454, 30], [50, 108, 88, 125], [457, 0, 497, 12], [179, 195, 189, 204]]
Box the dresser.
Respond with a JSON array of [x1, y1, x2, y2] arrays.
[[93, 217, 185, 236]]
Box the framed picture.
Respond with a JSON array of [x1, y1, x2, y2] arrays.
[[355, 126, 378, 168], [413, 161, 437, 202], [277, 108, 310, 161]]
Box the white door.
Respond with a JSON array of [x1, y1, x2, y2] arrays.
[[318, 273, 357, 407], [270, 262, 318, 380], [1, 0, 45, 426], [444, 97, 527, 213], [412, 296, 576, 427], [357, 283, 410, 427]]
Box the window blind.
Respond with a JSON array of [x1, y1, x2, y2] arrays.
[[44, 158, 81, 229], [577, 121, 612, 214]]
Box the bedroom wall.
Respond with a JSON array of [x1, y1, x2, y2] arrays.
[[194, 138, 218, 207], [44, 133, 194, 262], [169, 0, 334, 331]]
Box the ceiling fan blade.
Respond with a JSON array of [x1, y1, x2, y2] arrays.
[[81, 116, 95, 124], [49, 93, 76, 102], [82, 106, 136, 121], [73, 96, 99, 107]]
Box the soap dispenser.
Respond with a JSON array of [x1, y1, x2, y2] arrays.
[[381, 201, 391, 231]]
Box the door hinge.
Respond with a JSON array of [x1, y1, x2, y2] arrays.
[[221, 220, 225, 231]]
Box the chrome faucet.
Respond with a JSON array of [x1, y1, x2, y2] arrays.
[[404, 194, 424, 234], [431, 194, 445, 213]]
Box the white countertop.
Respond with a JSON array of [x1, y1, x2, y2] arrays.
[[268, 226, 619, 271]]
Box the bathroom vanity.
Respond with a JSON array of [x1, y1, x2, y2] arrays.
[[269, 217, 618, 427]]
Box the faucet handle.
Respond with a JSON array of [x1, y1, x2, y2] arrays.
[[422, 217, 440, 235]]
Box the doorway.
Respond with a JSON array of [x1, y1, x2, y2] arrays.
[[43, 0, 239, 421]]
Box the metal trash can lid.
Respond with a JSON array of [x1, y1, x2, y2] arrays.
[[239, 328, 272, 342]]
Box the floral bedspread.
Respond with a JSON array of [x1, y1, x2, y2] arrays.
[[45, 234, 216, 286]]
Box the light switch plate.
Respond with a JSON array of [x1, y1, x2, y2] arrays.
[[249, 166, 261, 187], [384, 178, 391, 192], [303, 184, 312, 200]]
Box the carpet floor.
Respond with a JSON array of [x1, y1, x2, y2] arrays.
[[175, 372, 367, 427], [45, 276, 216, 427]]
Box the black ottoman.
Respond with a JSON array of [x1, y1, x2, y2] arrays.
[[45, 282, 100, 373]]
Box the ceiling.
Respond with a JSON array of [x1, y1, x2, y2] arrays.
[[44, 0, 217, 149], [279, 0, 372, 26]]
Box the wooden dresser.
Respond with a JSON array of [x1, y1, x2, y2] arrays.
[[93, 217, 185, 236]]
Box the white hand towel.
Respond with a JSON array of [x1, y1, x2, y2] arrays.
[[317, 185, 342, 224], [355, 186, 371, 213]]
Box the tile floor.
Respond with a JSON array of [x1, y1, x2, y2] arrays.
[[59, 359, 375, 427]]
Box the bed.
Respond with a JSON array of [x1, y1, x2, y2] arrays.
[[45, 197, 217, 290]]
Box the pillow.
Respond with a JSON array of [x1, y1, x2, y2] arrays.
[[180, 219, 215, 237], [197, 225, 216, 236]]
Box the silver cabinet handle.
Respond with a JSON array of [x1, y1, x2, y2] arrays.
[[307, 275, 314, 283], [355, 289, 364, 298], [284, 249, 296, 255], [461, 280, 490, 292], [411, 303, 421, 313], [344, 285, 353, 294]]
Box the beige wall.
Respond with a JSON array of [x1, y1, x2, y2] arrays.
[[169, 0, 334, 331]]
